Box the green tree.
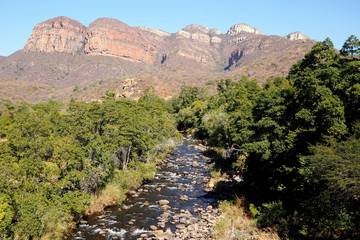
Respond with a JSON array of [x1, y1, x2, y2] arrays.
[[341, 35, 360, 56], [299, 137, 360, 238]]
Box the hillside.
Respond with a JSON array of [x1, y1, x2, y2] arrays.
[[0, 16, 315, 102]]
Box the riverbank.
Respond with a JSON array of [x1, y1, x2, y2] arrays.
[[71, 137, 218, 239], [203, 147, 281, 240]]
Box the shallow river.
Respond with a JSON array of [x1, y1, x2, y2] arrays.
[[71, 138, 217, 240]]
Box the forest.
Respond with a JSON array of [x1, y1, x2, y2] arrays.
[[0, 91, 178, 239], [0, 36, 359, 239], [173, 37, 360, 239]]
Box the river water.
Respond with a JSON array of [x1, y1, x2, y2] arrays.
[[71, 138, 217, 240]]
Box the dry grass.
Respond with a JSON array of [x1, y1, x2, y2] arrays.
[[85, 184, 126, 215], [213, 196, 280, 240]]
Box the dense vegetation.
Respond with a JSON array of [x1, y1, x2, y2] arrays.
[[172, 37, 360, 239], [0, 36, 359, 239], [0, 91, 178, 239]]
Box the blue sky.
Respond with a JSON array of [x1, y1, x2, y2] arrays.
[[0, 0, 359, 56]]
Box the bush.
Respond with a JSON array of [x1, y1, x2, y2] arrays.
[[258, 201, 285, 227]]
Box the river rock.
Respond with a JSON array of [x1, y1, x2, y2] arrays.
[[184, 220, 192, 226], [150, 225, 157, 230], [158, 199, 170, 205], [160, 204, 171, 210], [192, 161, 200, 167], [176, 224, 186, 229], [152, 229, 164, 235], [179, 195, 189, 201]]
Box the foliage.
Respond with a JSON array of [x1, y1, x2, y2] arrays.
[[0, 94, 177, 239], [341, 35, 360, 56], [173, 36, 360, 239]]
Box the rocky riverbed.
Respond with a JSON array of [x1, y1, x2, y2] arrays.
[[71, 138, 221, 240]]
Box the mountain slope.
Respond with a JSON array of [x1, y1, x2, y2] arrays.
[[0, 16, 315, 102]]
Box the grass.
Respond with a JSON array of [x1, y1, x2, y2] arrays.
[[85, 164, 156, 215], [213, 196, 280, 240]]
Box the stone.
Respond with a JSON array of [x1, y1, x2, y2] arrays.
[[176, 224, 186, 229], [158, 199, 170, 205], [152, 229, 164, 235], [179, 195, 189, 201], [160, 205, 171, 210], [184, 220, 192, 226], [191, 161, 200, 167], [150, 225, 157, 230]]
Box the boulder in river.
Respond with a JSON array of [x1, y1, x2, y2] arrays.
[[160, 204, 171, 210], [192, 161, 200, 167], [176, 224, 186, 229], [179, 195, 189, 201], [158, 199, 170, 205]]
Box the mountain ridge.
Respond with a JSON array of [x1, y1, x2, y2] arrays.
[[0, 16, 315, 103]]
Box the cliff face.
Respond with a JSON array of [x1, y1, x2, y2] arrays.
[[23, 16, 313, 69], [285, 32, 311, 41], [84, 18, 157, 63], [24, 16, 86, 54], [24, 17, 158, 63]]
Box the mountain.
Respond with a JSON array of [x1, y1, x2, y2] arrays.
[[0, 16, 315, 102]]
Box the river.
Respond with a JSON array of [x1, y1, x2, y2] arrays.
[[71, 138, 218, 240]]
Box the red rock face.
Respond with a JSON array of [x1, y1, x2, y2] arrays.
[[24, 16, 86, 54], [84, 18, 157, 63]]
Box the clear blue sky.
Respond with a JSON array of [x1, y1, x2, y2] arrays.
[[0, 0, 359, 56]]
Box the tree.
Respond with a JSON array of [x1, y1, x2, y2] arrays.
[[299, 137, 360, 238], [341, 35, 360, 56]]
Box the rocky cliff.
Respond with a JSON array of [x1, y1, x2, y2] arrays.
[[285, 32, 311, 41], [24, 16, 86, 54], [84, 18, 157, 63], [226, 24, 263, 35]]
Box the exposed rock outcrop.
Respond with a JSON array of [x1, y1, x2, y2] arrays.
[[183, 24, 210, 34], [24, 16, 86, 54], [285, 32, 310, 41], [84, 18, 157, 63], [226, 23, 263, 35], [135, 26, 170, 37]]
